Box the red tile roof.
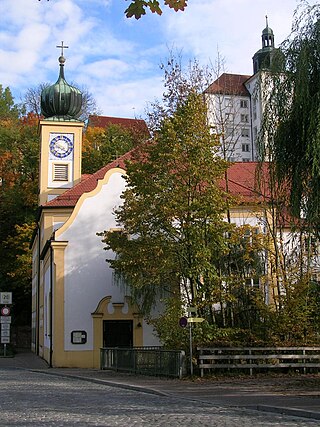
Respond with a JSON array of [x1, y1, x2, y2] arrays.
[[205, 73, 251, 97], [88, 115, 150, 137], [221, 162, 270, 203], [43, 157, 269, 209]]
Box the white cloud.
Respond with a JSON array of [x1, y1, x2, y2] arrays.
[[0, 0, 316, 117], [81, 59, 130, 80], [163, 0, 301, 74], [90, 76, 163, 118]]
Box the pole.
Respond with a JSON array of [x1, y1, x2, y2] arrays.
[[189, 322, 193, 376], [4, 343, 6, 357]]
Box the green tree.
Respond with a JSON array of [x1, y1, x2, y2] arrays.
[[100, 89, 231, 315], [260, 2, 320, 230], [82, 123, 145, 174], [3, 222, 35, 325], [0, 111, 39, 326], [0, 85, 22, 119]]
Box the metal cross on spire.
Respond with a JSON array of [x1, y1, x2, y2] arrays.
[[56, 41, 69, 57]]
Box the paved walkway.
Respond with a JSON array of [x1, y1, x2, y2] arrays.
[[1, 351, 320, 421]]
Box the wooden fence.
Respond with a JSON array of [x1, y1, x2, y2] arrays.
[[197, 347, 320, 377]]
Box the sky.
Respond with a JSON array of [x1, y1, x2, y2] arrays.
[[0, 0, 314, 119]]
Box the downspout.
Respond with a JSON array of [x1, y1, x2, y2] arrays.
[[249, 93, 255, 160], [36, 224, 41, 355], [49, 243, 53, 368]]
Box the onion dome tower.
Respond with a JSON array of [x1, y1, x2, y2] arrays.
[[38, 42, 84, 206], [252, 16, 276, 74], [41, 43, 82, 121]]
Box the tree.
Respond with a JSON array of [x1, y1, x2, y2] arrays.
[[38, 0, 188, 19], [125, 0, 187, 19], [260, 2, 320, 231], [100, 66, 232, 315], [3, 222, 36, 325], [82, 123, 145, 174], [0, 111, 39, 326], [0, 85, 22, 119]]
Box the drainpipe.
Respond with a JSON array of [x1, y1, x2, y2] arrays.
[[36, 224, 41, 356], [49, 243, 53, 368]]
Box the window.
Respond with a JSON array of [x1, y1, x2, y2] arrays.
[[252, 102, 257, 121], [241, 114, 249, 123], [225, 98, 232, 107], [225, 127, 233, 138], [240, 99, 248, 108], [225, 113, 234, 122], [245, 277, 260, 288], [241, 128, 250, 138], [242, 143, 250, 152], [53, 163, 68, 181], [242, 158, 250, 162]]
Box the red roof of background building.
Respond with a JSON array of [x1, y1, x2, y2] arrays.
[[222, 161, 270, 203], [205, 73, 251, 97], [44, 157, 270, 209], [88, 115, 150, 138]]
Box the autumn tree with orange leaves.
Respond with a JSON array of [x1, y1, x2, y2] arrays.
[[0, 87, 39, 325]]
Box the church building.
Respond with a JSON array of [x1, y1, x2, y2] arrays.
[[31, 23, 282, 368], [31, 51, 161, 368]]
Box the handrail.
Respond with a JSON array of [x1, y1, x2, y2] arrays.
[[100, 347, 186, 379]]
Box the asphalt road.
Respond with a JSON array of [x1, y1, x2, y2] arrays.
[[0, 369, 319, 427]]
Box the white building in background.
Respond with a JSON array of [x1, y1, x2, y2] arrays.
[[206, 18, 278, 162]]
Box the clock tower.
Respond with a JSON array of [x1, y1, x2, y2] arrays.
[[39, 43, 84, 206]]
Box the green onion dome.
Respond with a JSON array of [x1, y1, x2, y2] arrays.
[[41, 55, 82, 121]]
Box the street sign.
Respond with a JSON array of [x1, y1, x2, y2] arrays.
[[1, 336, 10, 344], [1, 323, 10, 330], [1, 330, 10, 337], [0, 292, 12, 305], [179, 316, 188, 328], [0, 316, 11, 324], [187, 307, 197, 314], [187, 317, 205, 323], [1, 306, 10, 316]]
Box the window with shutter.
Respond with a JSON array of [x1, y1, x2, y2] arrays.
[[53, 163, 69, 181]]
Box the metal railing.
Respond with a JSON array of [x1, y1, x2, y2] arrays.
[[198, 346, 320, 376], [100, 346, 185, 378]]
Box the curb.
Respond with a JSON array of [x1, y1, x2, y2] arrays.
[[256, 404, 320, 421], [27, 369, 168, 397]]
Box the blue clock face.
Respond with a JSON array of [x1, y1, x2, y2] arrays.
[[50, 135, 73, 158]]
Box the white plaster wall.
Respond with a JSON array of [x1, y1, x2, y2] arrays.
[[57, 171, 126, 350]]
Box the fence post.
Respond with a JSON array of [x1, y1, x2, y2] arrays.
[[249, 349, 252, 376]]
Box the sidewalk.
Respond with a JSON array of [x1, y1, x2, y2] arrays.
[[1, 351, 320, 421]]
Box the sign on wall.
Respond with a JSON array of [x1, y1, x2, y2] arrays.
[[0, 292, 12, 305]]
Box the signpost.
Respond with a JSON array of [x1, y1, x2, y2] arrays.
[[0, 293, 12, 357], [179, 308, 205, 376]]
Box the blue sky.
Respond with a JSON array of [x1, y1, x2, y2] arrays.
[[0, 0, 311, 118]]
